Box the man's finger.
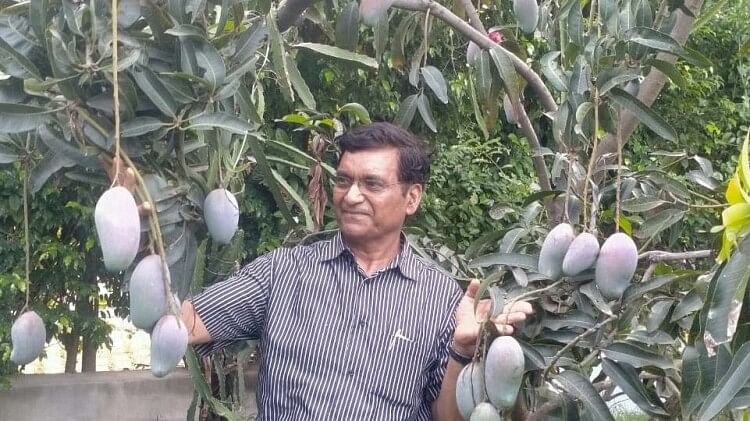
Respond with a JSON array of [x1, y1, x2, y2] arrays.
[[463, 279, 481, 300], [494, 324, 514, 335], [492, 312, 527, 325], [138, 201, 152, 216], [502, 301, 534, 315]]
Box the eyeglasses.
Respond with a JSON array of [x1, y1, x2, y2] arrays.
[[333, 175, 402, 194]]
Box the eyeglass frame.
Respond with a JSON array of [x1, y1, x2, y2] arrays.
[[332, 174, 406, 195]]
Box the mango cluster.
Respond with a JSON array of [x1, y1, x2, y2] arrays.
[[456, 336, 525, 420], [538, 223, 638, 300]]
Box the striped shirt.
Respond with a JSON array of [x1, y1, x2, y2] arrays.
[[192, 232, 463, 420]]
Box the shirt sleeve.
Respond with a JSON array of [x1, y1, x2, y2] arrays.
[[423, 284, 463, 403], [191, 251, 275, 357]]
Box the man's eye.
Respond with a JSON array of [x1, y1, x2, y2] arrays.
[[364, 180, 385, 191]]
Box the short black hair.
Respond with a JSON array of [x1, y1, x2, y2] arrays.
[[337, 122, 432, 186]]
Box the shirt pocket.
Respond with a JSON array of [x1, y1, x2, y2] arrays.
[[368, 329, 429, 417]]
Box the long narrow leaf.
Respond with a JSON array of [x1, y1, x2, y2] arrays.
[[697, 342, 750, 421], [294, 42, 378, 69], [246, 133, 296, 226], [555, 370, 614, 421], [271, 169, 314, 231], [608, 87, 677, 141]]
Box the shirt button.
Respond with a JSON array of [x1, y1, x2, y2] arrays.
[[346, 369, 355, 377], [358, 318, 367, 328]]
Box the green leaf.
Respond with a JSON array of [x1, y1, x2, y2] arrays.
[[704, 241, 750, 345], [294, 42, 378, 69], [608, 87, 677, 141], [601, 359, 668, 416], [465, 230, 508, 260], [335, 2, 359, 51], [681, 345, 702, 418], [267, 7, 294, 103], [621, 196, 667, 213], [117, 0, 141, 28], [0, 104, 53, 133], [645, 58, 687, 90], [338, 103, 371, 124], [566, 0, 583, 47], [373, 12, 388, 63], [286, 55, 316, 109], [670, 289, 703, 322], [246, 133, 296, 226], [569, 56, 591, 110], [0, 143, 19, 163], [420, 66, 449, 104], [271, 169, 313, 231], [625, 27, 712, 67], [232, 21, 267, 64], [540, 51, 568, 92], [476, 50, 493, 104], [416, 94, 437, 133], [488, 46, 519, 100], [555, 370, 614, 421], [518, 339, 545, 370], [121, 117, 169, 137], [543, 312, 596, 331], [29, 151, 76, 194], [130, 66, 178, 117], [468, 252, 538, 272], [29, 0, 48, 43], [195, 40, 226, 92], [186, 113, 255, 135], [39, 126, 99, 168], [602, 342, 673, 370], [394, 94, 418, 129], [0, 36, 42, 80], [697, 342, 750, 421], [597, 68, 641, 95], [635, 208, 686, 239]]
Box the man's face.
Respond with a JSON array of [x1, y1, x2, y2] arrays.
[[333, 148, 423, 244]]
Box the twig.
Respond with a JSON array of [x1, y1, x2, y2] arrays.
[[111, 0, 121, 187], [640, 262, 658, 284], [543, 314, 617, 378], [638, 249, 712, 262], [22, 138, 31, 311], [391, 0, 558, 113]]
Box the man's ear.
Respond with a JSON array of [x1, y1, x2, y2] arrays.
[[405, 184, 423, 216]]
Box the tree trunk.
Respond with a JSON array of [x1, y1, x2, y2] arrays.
[[61, 334, 79, 374], [80, 252, 99, 372]]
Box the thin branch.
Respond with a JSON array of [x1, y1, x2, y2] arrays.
[[456, 0, 485, 33], [525, 380, 615, 421], [543, 314, 618, 378], [516, 104, 553, 191], [638, 249, 712, 262], [392, 0, 558, 113], [641, 262, 658, 284]]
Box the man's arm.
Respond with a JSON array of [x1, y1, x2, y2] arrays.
[[431, 356, 467, 420], [181, 300, 212, 345]]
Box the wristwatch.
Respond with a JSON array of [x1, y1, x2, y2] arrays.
[[448, 346, 473, 365]]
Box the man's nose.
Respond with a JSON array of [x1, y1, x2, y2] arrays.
[[343, 182, 365, 203]]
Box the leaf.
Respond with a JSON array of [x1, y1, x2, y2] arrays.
[[704, 241, 750, 345], [186, 113, 255, 135], [518, 339, 545, 370], [597, 68, 641, 95], [0, 143, 19, 163], [543, 312, 596, 331], [130, 66, 178, 117], [267, 7, 294, 103], [469, 252, 538, 272], [601, 359, 668, 416], [621, 196, 667, 213], [38, 125, 99, 168], [671, 289, 703, 322], [286, 55, 316, 109], [602, 342, 673, 370], [566, 0, 583, 47], [681, 345, 703, 418], [608, 87, 677, 141], [335, 2, 359, 51], [195, 40, 226, 91], [373, 12, 388, 63], [555, 370, 614, 421], [232, 21, 267, 64], [338, 103, 371, 124], [29, 0, 48, 40], [697, 342, 750, 421], [579, 281, 613, 315], [635, 208, 686, 239], [416, 94, 437, 132], [421, 66, 449, 104], [645, 58, 687, 90], [488, 46, 519, 100], [117, 0, 141, 28], [394, 94, 418, 128], [0, 32, 42, 80], [121, 117, 168, 137], [569, 57, 591, 110], [0, 104, 53, 133], [687, 170, 719, 190], [625, 27, 712, 67], [294, 42, 378, 69], [271, 169, 314, 231], [540, 51, 568, 92], [246, 133, 296, 226], [29, 151, 76, 194]]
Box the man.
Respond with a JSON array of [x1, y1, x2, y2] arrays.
[[181, 122, 532, 420]]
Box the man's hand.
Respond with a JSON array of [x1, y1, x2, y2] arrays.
[[452, 279, 534, 356]]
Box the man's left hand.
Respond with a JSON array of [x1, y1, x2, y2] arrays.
[[451, 279, 534, 356]]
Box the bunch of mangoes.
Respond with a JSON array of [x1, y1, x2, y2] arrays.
[[538, 223, 638, 300]]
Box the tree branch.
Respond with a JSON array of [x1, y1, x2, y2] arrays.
[[525, 379, 615, 421], [638, 249, 712, 262], [455, 0, 486, 34], [593, 0, 705, 165], [392, 0, 558, 113]]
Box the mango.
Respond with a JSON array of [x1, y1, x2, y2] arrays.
[[204, 188, 240, 245], [513, 0, 539, 34], [562, 232, 600, 276], [485, 336, 525, 410], [10, 311, 46, 365], [359, 0, 394, 27], [470, 402, 502, 421], [456, 362, 486, 420], [538, 223, 575, 280], [129, 254, 170, 331], [150, 315, 188, 378], [95, 186, 140, 272], [595, 232, 638, 300]]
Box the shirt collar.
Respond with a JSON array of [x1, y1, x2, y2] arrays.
[[319, 231, 421, 282]]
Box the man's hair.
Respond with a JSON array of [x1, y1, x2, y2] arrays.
[[337, 122, 432, 186]]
